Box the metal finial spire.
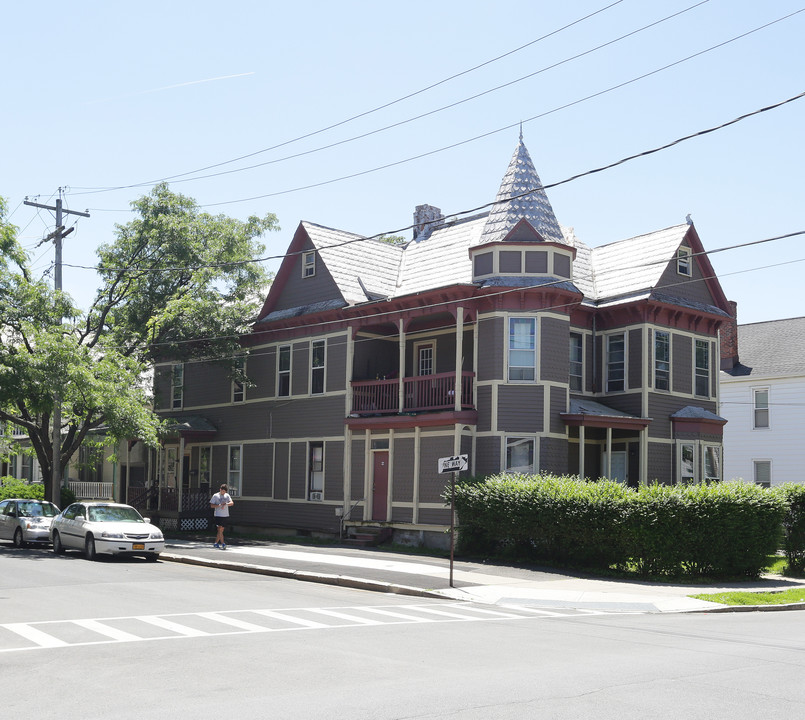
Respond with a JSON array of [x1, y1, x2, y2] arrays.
[[519, 122, 523, 142]]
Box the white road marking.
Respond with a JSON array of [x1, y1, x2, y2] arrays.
[[195, 612, 273, 632], [250, 609, 328, 628], [73, 619, 141, 642], [4, 623, 68, 648], [138, 615, 209, 637]]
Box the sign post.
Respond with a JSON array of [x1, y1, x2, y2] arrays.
[[438, 454, 468, 588]]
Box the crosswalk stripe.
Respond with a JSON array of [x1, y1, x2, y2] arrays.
[[360, 607, 437, 622], [251, 609, 328, 628], [4, 623, 68, 648], [138, 616, 209, 636], [305, 608, 383, 625], [402, 606, 481, 620], [196, 612, 273, 632], [73, 619, 141, 642], [441, 604, 525, 619]]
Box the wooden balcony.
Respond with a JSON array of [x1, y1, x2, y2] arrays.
[[351, 371, 474, 416]]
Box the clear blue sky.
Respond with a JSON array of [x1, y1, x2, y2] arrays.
[[3, 0, 803, 325]]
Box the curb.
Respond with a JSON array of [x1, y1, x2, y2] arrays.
[[160, 552, 445, 600], [695, 601, 805, 613]]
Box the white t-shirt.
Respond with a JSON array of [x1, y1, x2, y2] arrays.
[[211, 492, 232, 517]]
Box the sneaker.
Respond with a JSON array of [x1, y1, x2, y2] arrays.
[[213, 542, 220, 548], [221, 544, 226, 550]]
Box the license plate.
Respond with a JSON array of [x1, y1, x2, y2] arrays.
[[132, 543, 145, 550]]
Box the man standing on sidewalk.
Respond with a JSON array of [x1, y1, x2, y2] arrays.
[[210, 483, 234, 549]]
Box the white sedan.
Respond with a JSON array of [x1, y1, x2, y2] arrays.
[[51, 502, 164, 561], [0, 498, 60, 546]]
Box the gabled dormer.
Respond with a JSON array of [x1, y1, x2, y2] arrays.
[[469, 134, 575, 284]]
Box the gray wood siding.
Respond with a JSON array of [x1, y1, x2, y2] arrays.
[[267, 395, 346, 439], [628, 329, 642, 390], [391, 506, 413, 523], [418, 435, 454, 503], [601, 394, 643, 418], [647, 441, 673, 484], [242, 443, 273, 497], [246, 348, 275, 399], [418, 507, 451, 525], [273, 442, 289, 499], [212, 446, 227, 490], [292, 342, 309, 396], [475, 436, 501, 477], [392, 438, 415, 502], [350, 439, 365, 502], [289, 442, 307, 499], [478, 316, 504, 381], [539, 437, 568, 475], [498, 385, 544, 433], [655, 247, 717, 308], [540, 316, 569, 384], [672, 335, 692, 394], [272, 245, 345, 313], [324, 440, 344, 502], [183, 362, 229, 407], [550, 385, 567, 434], [476, 386, 492, 432], [326, 335, 347, 392], [154, 366, 172, 410]]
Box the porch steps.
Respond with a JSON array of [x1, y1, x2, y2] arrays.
[[343, 527, 392, 548]]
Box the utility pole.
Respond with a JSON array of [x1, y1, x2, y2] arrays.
[[24, 191, 90, 506]]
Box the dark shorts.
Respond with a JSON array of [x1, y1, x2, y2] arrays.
[[214, 515, 229, 528]]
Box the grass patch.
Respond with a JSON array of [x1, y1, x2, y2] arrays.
[[690, 587, 805, 606]]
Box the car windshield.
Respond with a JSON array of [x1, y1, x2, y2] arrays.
[[18, 501, 58, 518], [87, 506, 144, 523]]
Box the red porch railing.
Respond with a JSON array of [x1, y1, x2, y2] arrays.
[[351, 372, 474, 415]]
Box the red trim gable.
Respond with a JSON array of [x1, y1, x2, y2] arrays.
[[683, 224, 731, 314]]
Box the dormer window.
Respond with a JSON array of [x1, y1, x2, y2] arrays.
[[302, 251, 316, 278], [677, 247, 691, 276]]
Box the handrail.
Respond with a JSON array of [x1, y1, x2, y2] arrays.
[[340, 497, 365, 539]]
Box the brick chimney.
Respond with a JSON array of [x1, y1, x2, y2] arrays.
[[720, 300, 739, 370], [413, 204, 444, 241]]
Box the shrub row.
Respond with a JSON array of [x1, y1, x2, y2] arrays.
[[780, 484, 805, 573], [451, 474, 791, 578]]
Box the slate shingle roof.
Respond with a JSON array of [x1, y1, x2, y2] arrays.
[[722, 317, 805, 378]]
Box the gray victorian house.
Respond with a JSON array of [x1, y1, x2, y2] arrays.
[[147, 136, 732, 546]]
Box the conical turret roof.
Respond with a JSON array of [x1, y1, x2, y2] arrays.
[[480, 135, 564, 245]]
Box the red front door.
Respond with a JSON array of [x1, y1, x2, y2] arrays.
[[372, 451, 389, 521]]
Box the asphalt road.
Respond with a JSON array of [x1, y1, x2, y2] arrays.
[[2, 546, 804, 719]]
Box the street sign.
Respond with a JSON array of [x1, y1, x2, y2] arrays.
[[438, 454, 468, 474]]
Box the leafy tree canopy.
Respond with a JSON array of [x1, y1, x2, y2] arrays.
[[0, 187, 278, 501]]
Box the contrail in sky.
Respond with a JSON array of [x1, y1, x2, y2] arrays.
[[86, 72, 255, 104]]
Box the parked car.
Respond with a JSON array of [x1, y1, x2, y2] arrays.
[[50, 502, 164, 561], [0, 498, 60, 547]]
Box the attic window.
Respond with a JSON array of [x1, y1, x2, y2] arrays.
[[302, 251, 316, 278], [677, 247, 691, 276]]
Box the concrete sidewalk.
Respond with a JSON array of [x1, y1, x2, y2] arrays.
[[161, 536, 805, 614]]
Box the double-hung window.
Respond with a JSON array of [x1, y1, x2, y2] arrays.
[[569, 333, 583, 391], [754, 460, 771, 488], [508, 318, 536, 381], [302, 251, 316, 278], [311, 340, 326, 395], [171, 364, 183, 409], [695, 340, 710, 397], [606, 334, 625, 392], [277, 345, 291, 397], [505, 437, 534, 474], [703, 445, 721, 482], [753, 388, 769, 429], [228, 445, 241, 497], [654, 330, 670, 391], [679, 443, 695, 484], [232, 357, 245, 403], [677, 247, 691, 276], [308, 442, 324, 499]]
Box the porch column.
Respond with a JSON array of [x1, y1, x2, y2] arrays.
[[345, 329, 355, 416], [398, 319, 406, 413], [454, 307, 463, 411], [606, 427, 612, 480], [178, 436, 185, 513], [578, 425, 586, 480], [412, 426, 421, 525], [640, 426, 649, 486]]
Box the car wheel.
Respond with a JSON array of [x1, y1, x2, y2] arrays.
[[52, 531, 65, 555], [13, 527, 25, 549], [85, 535, 97, 561]]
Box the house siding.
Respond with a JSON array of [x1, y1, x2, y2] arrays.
[[476, 386, 492, 432], [628, 329, 642, 389], [647, 442, 673, 484], [292, 343, 309, 396], [475, 436, 501, 476], [246, 348, 276, 399], [655, 247, 717, 308], [392, 438, 415, 503], [242, 443, 273, 497], [324, 441, 344, 502], [540, 436, 568, 475], [326, 335, 347, 392], [498, 385, 543, 433], [672, 335, 693, 394], [418, 434, 454, 503], [272, 242, 344, 313], [549, 385, 567, 434], [273, 442, 289, 500], [478, 316, 504, 381], [540, 316, 568, 384], [289, 442, 307, 499]]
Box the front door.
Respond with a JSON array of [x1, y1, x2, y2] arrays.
[[372, 451, 389, 521], [605, 451, 628, 484]]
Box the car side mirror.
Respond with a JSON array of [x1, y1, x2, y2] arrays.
[[142, 517, 151, 524]]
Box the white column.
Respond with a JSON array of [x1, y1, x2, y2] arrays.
[[579, 425, 586, 480], [454, 307, 464, 411], [606, 427, 613, 480]]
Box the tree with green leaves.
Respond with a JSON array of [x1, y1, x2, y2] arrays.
[[0, 185, 278, 504]]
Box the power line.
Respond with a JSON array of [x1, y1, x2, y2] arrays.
[[69, 1, 627, 195], [65, 89, 805, 276]]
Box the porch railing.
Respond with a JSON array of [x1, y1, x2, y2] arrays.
[[351, 371, 474, 415], [68, 480, 114, 500]]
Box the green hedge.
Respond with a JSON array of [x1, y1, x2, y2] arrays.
[[0, 478, 45, 501], [452, 474, 786, 579], [779, 484, 805, 573]]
